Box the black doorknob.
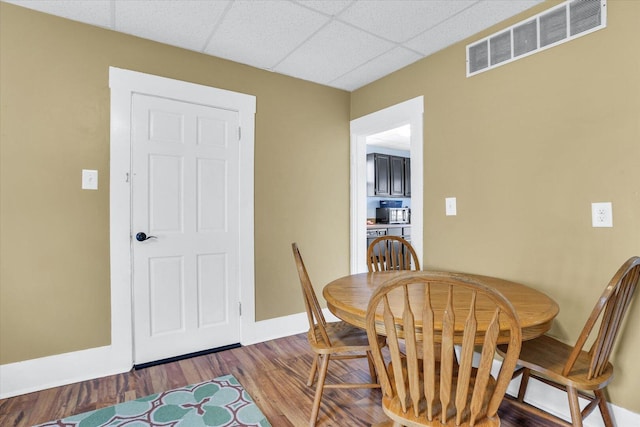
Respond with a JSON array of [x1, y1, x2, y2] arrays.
[[136, 232, 157, 242]]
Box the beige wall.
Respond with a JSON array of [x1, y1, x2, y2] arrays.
[[2, 0, 640, 415], [352, 0, 640, 413], [0, 3, 350, 364]]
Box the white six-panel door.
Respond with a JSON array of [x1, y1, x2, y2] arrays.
[[131, 93, 240, 365]]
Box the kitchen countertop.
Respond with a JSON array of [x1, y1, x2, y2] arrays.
[[367, 223, 410, 229]]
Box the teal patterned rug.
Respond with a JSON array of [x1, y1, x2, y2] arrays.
[[34, 374, 271, 427]]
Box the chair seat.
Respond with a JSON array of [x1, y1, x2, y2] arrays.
[[308, 320, 384, 354], [500, 334, 614, 391], [383, 395, 500, 427]]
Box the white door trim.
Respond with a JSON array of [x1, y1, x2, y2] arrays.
[[350, 97, 424, 273], [109, 67, 256, 366]]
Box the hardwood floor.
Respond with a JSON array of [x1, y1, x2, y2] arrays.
[[0, 333, 563, 426]]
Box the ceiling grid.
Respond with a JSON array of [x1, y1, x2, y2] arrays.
[[3, 0, 543, 91]]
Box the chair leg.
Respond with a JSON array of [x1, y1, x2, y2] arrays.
[[594, 389, 614, 427], [517, 367, 531, 402], [307, 354, 319, 387], [309, 354, 330, 427], [366, 350, 378, 383], [567, 386, 584, 427]]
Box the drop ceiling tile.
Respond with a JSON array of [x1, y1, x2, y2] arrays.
[[339, 0, 476, 43], [4, 0, 112, 28], [274, 20, 395, 86], [4, 0, 546, 90], [406, 0, 543, 56], [331, 46, 422, 91], [204, 0, 330, 70], [115, 0, 230, 52], [293, 0, 354, 17]]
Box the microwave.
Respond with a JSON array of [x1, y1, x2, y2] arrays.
[[376, 207, 410, 224]]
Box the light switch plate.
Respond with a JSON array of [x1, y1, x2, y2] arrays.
[[445, 197, 457, 216], [82, 169, 98, 190]]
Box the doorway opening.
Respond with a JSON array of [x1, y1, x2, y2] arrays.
[[349, 97, 424, 273]]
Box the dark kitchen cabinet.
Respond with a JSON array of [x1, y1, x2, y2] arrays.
[[404, 157, 411, 197], [389, 155, 405, 196], [367, 153, 411, 198], [367, 153, 390, 196]]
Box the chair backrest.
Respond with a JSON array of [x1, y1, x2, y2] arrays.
[[292, 243, 331, 347], [564, 256, 640, 379], [367, 235, 420, 272], [365, 271, 521, 426]]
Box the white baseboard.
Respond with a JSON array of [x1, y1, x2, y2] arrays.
[[239, 311, 308, 346], [0, 344, 132, 399], [0, 309, 321, 399], [2, 312, 639, 427], [239, 308, 340, 346]]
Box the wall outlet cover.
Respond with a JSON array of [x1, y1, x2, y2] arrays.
[[591, 202, 612, 227]]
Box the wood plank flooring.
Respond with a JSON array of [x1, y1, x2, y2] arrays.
[[0, 333, 563, 426]]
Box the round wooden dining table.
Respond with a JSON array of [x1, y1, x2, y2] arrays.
[[323, 270, 559, 342]]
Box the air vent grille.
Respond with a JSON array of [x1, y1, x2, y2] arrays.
[[513, 20, 537, 57], [570, 0, 602, 35], [467, 0, 606, 77]]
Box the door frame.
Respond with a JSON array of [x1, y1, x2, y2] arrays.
[[350, 97, 424, 273], [109, 67, 256, 366]]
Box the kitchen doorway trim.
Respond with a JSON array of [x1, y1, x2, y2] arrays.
[[350, 97, 424, 273]]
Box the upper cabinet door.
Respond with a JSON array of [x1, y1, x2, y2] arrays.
[[404, 157, 411, 197], [390, 156, 405, 196], [367, 153, 411, 198], [368, 153, 390, 196]]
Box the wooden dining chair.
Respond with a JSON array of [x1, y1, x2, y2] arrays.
[[498, 256, 640, 427], [366, 271, 522, 426], [367, 235, 420, 272], [291, 243, 385, 427]]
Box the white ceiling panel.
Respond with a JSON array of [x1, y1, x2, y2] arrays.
[[205, 0, 329, 70], [339, 0, 476, 43], [294, 0, 353, 16], [2, 0, 545, 91], [330, 46, 422, 90], [274, 19, 394, 84], [115, 0, 230, 52]]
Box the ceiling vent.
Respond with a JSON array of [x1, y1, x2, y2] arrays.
[[467, 0, 606, 77]]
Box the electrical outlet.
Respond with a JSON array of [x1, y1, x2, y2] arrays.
[[591, 202, 612, 227]]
